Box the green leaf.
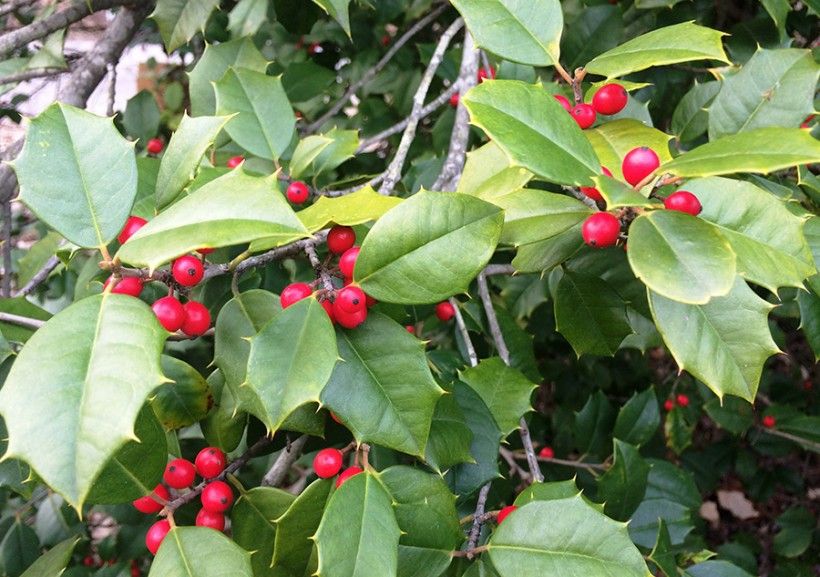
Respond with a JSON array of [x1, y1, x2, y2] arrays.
[[596, 439, 650, 521], [155, 114, 230, 209], [0, 294, 167, 510], [648, 521, 678, 577], [152, 356, 212, 430], [315, 472, 401, 577], [424, 394, 474, 473], [19, 537, 78, 577], [514, 480, 582, 505], [708, 49, 818, 140], [16, 231, 62, 289], [487, 495, 649, 577], [321, 313, 443, 456], [628, 210, 736, 304], [283, 62, 337, 104], [14, 103, 137, 248], [574, 391, 616, 458], [311, 0, 352, 36], [584, 119, 672, 181], [459, 357, 536, 436], [797, 288, 820, 361], [123, 90, 161, 145], [671, 81, 721, 142], [149, 527, 253, 576], [0, 298, 51, 343], [462, 81, 601, 187], [561, 5, 623, 70], [273, 479, 333, 577], [295, 186, 402, 233], [0, 520, 39, 576], [494, 190, 592, 246], [118, 168, 308, 270], [150, 0, 220, 52], [661, 128, 820, 178], [585, 22, 729, 79], [200, 370, 247, 453], [228, 0, 269, 37], [355, 190, 502, 303], [685, 561, 754, 577], [457, 141, 533, 201], [664, 408, 692, 455], [595, 176, 658, 209], [648, 278, 780, 401], [772, 506, 814, 558], [290, 128, 358, 179], [232, 487, 295, 576], [28, 30, 66, 70], [614, 388, 661, 447], [215, 68, 296, 161], [512, 222, 585, 273], [245, 297, 337, 432], [451, 0, 562, 66], [702, 396, 754, 434], [760, 0, 790, 37], [554, 269, 633, 356]]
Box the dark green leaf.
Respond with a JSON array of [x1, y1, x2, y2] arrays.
[[123, 90, 161, 145], [19, 537, 78, 577], [424, 394, 474, 473], [152, 356, 212, 430], [150, 0, 220, 52], [272, 479, 333, 577], [596, 439, 650, 521], [232, 487, 295, 576], [459, 358, 536, 436], [149, 527, 253, 576], [613, 388, 660, 447]]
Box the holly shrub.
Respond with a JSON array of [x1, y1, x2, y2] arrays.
[[0, 1, 818, 576]]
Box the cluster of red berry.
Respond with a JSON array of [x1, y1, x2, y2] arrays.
[[134, 447, 230, 555], [554, 83, 629, 130], [663, 394, 690, 412], [312, 448, 363, 487]]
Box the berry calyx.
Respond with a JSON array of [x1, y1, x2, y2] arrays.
[[676, 394, 690, 408], [118, 216, 147, 244], [287, 181, 310, 204], [313, 448, 344, 478], [553, 94, 571, 111], [579, 166, 613, 202], [581, 213, 620, 248], [172, 255, 204, 287], [334, 306, 367, 329], [435, 301, 455, 322], [163, 458, 196, 489], [195, 447, 227, 479], [226, 155, 244, 169], [762, 415, 776, 428], [281, 283, 313, 308], [592, 83, 628, 116], [146, 138, 164, 155], [152, 296, 186, 332], [539, 446, 554, 459], [664, 191, 702, 216], [477, 66, 496, 83], [571, 104, 597, 129], [181, 301, 211, 337], [622, 147, 660, 186], [449, 93, 460, 108], [145, 520, 171, 555], [663, 399, 675, 412], [105, 276, 144, 297], [195, 509, 226, 531], [132, 484, 170, 514], [336, 466, 363, 487], [335, 285, 366, 314], [201, 480, 234, 513], [327, 226, 356, 254], [339, 246, 360, 278], [497, 505, 517, 525]]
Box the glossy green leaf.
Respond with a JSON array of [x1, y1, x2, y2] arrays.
[[613, 388, 661, 447], [354, 190, 503, 304], [315, 472, 401, 577], [772, 506, 814, 558], [19, 537, 78, 577], [151, 0, 220, 52], [16, 232, 62, 289], [685, 561, 754, 577], [585, 120, 672, 181], [14, 103, 137, 248], [152, 356, 212, 430], [149, 527, 253, 576], [296, 186, 402, 233], [574, 391, 616, 458], [561, 5, 623, 70], [628, 210, 736, 304], [595, 176, 658, 209], [649, 278, 780, 401], [321, 313, 443, 456], [596, 439, 650, 521], [312, 0, 351, 35], [245, 298, 337, 432], [487, 496, 649, 577], [228, 0, 269, 37], [648, 521, 678, 577], [118, 168, 308, 270], [512, 222, 585, 273], [200, 370, 247, 453], [0, 418, 33, 498], [272, 479, 333, 577], [232, 487, 295, 576], [514, 480, 581, 505], [451, 0, 563, 66], [702, 396, 754, 435], [291, 128, 358, 179], [459, 357, 536, 436], [585, 22, 729, 79], [0, 294, 167, 510], [708, 48, 818, 140], [463, 81, 600, 187], [664, 408, 693, 455], [215, 68, 296, 161], [123, 90, 161, 145], [494, 190, 592, 246], [0, 520, 39, 576], [671, 81, 721, 142], [797, 288, 820, 361], [424, 394, 474, 473], [457, 141, 533, 201]]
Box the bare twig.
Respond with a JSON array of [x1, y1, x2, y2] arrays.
[[483, 264, 515, 277], [261, 435, 309, 487], [304, 243, 334, 293], [761, 427, 820, 453], [0, 67, 67, 86], [1, 201, 11, 297], [499, 446, 532, 482], [510, 449, 607, 474], [451, 297, 478, 368], [452, 545, 489, 558], [566, 186, 600, 210], [0, 312, 44, 330], [204, 233, 327, 281], [13, 254, 60, 297], [465, 483, 490, 558], [0, 0, 37, 18], [105, 62, 116, 117]]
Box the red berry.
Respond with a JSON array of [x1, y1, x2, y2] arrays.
[[327, 226, 356, 254], [132, 484, 170, 514], [381, 34, 391, 47], [330, 411, 343, 424], [335, 286, 366, 314], [762, 415, 776, 428], [287, 181, 310, 204], [320, 298, 336, 324], [195, 509, 226, 531], [579, 166, 613, 202], [336, 466, 363, 488], [195, 447, 226, 479], [280, 282, 313, 308], [539, 446, 554, 459], [553, 94, 571, 111], [163, 458, 196, 489], [803, 379, 813, 391], [181, 301, 211, 337], [622, 147, 660, 186], [676, 394, 689, 408], [435, 301, 456, 322], [197, 248, 214, 255], [105, 276, 144, 297], [592, 84, 628, 115], [339, 246, 360, 278], [145, 520, 171, 555], [664, 191, 702, 216], [201, 480, 234, 513], [226, 155, 244, 169], [581, 213, 620, 248], [406, 325, 415, 334], [663, 399, 675, 412], [477, 66, 496, 83], [172, 255, 204, 287], [497, 505, 517, 525], [571, 104, 597, 129], [118, 216, 147, 244], [334, 305, 367, 329], [365, 293, 377, 308], [313, 448, 344, 478], [83, 556, 96, 567], [146, 138, 164, 155], [152, 296, 186, 332], [449, 93, 460, 108]]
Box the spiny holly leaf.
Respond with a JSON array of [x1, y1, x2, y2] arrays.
[[595, 176, 659, 209], [312, 0, 352, 36], [354, 190, 503, 304], [200, 370, 246, 453], [244, 298, 338, 433], [575, 391, 616, 458], [424, 394, 474, 473], [561, 5, 623, 70], [462, 80, 601, 187], [628, 210, 736, 304], [671, 81, 721, 142], [19, 537, 78, 577], [151, 355, 212, 430], [296, 186, 403, 233], [321, 313, 443, 456], [232, 487, 295, 576], [0, 294, 167, 511], [708, 48, 818, 140], [459, 357, 536, 436], [585, 119, 672, 181], [0, 520, 39, 575], [272, 479, 334, 577], [493, 190, 592, 246], [648, 520, 678, 577], [512, 222, 585, 273], [290, 128, 359, 179], [613, 388, 661, 447], [118, 168, 308, 270], [596, 439, 650, 521], [451, 0, 563, 66], [150, 0, 220, 52], [585, 22, 729, 79], [315, 472, 401, 577], [13, 103, 137, 248], [685, 561, 755, 577], [514, 480, 582, 505], [487, 495, 650, 577], [149, 527, 253, 577], [648, 278, 780, 401], [457, 141, 533, 201]]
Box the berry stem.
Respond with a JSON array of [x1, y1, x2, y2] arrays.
[[571, 67, 586, 105], [304, 242, 335, 293]]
